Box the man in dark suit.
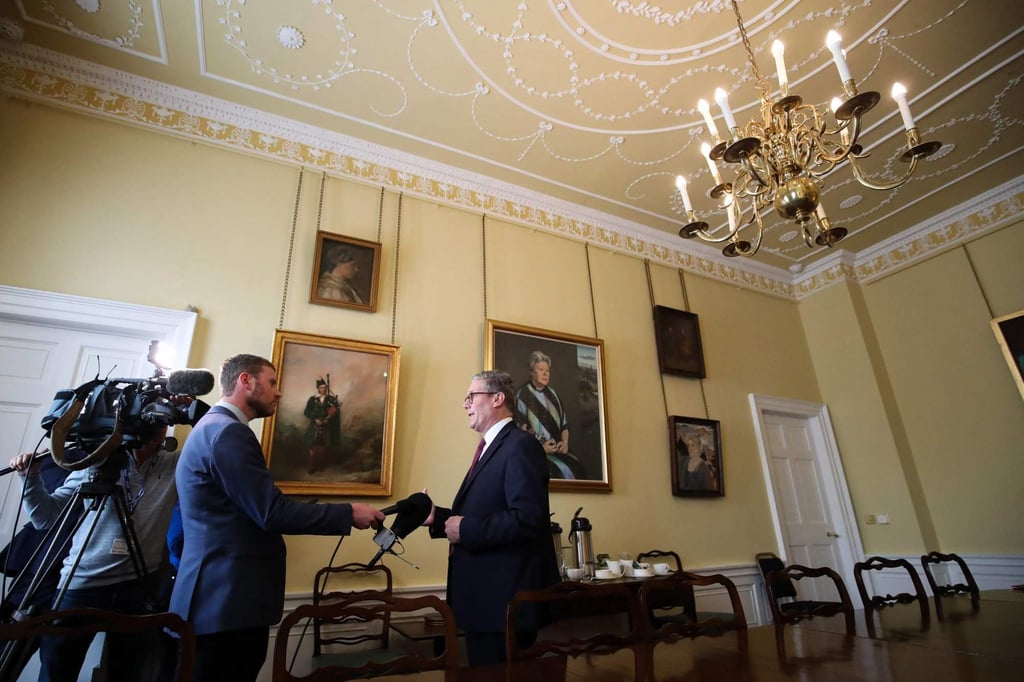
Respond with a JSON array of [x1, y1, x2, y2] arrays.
[[169, 354, 384, 682], [426, 369, 559, 667]]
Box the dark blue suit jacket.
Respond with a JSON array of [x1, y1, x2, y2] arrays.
[[169, 405, 354, 635], [430, 421, 559, 633]]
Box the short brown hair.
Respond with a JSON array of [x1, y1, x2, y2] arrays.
[[220, 354, 274, 396]]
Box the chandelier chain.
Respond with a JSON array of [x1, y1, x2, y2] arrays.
[[730, 0, 770, 101]]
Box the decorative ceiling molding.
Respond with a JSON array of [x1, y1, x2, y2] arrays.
[[1, 41, 1019, 303]]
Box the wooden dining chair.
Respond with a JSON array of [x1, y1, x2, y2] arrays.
[[635, 549, 694, 625], [763, 564, 855, 634], [273, 594, 457, 681], [921, 551, 981, 611], [853, 556, 929, 620], [635, 549, 683, 572], [0, 608, 195, 682], [505, 580, 644, 660], [637, 572, 747, 643], [311, 562, 394, 663]]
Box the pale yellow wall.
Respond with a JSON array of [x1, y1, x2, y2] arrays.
[[3, 95, 1020, 597], [800, 282, 928, 554], [859, 234, 1024, 554]]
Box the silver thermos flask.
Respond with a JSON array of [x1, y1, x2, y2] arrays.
[[569, 507, 596, 577], [550, 518, 566, 577]]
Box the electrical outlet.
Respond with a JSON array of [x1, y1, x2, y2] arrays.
[[877, 514, 890, 524], [865, 514, 876, 525]]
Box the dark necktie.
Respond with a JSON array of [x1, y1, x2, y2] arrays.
[[467, 439, 486, 477]]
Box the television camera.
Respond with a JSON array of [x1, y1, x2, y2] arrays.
[[39, 364, 214, 473]]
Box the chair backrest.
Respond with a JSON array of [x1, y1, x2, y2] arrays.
[[764, 564, 855, 633], [853, 556, 929, 620], [756, 552, 798, 599], [312, 562, 393, 655], [274, 594, 457, 680], [0, 608, 195, 682], [637, 572, 747, 643], [920, 551, 980, 609], [505, 581, 644, 660], [635, 549, 683, 572]]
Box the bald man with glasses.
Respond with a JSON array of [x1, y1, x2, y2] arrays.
[[423, 370, 559, 667]]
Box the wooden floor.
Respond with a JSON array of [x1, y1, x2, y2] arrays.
[[373, 590, 1024, 681]]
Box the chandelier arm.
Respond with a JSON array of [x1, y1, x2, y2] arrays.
[[848, 155, 920, 191], [737, 156, 772, 190]]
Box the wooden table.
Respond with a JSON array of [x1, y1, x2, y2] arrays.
[[362, 590, 1024, 681]]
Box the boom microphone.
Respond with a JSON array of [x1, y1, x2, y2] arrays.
[[166, 369, 216, 396]]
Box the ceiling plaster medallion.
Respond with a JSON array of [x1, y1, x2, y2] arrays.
[[277, 25, 305, 50], [76, 0, 100, 13], [927, 143, 956, 161], [840, 195, 864, 210]]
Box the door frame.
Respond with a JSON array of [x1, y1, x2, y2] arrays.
[[0, 285, 197, 535], [748, 393, 865, 592]]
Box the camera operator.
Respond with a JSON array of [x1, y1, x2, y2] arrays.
[[8, 423, 178, 682]]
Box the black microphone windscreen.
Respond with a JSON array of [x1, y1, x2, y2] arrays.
[[167, 369, 216, 396], [389, 492, 432, 539]]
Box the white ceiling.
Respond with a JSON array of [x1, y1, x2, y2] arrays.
[[2, 0, 1022, 277]]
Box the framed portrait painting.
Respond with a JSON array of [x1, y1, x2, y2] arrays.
[[653, 305, 706, 378], [669, 415, 723, 498], [261, 330, 399, 496], [486, 320, 611, 492], [992, 309, 1024, 401], [309, 231, 382, 312]]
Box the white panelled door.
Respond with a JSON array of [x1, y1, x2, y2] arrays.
[[750, 395, 865, 601], [0, 286, 196, 545]]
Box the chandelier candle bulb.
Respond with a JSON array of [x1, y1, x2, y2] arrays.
[[826, 31, 853, 84], [697, 99, 722, 143], [701, 142, 723, 184], [714, 88, 738, 132], [771, 40, 788, 94], [675, 175, 693, 212], [891, 83, 916, 130]]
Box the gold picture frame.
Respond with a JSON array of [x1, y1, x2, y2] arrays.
[[309, 231, 382, 312], [261, 330, 399, 496], [992, 309, 1024, 402], [486, 319, 611, 492]]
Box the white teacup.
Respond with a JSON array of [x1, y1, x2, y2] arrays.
[[604, 559, 623, 575], [566, 567, 585, 581], [653, 562, 671, 575], [594, 568, 617, 580], [632, 568, 653, 578]]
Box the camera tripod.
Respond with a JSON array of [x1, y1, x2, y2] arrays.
[[0, 449, 152, 679]]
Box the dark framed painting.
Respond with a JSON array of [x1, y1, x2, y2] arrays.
[[486, 320, 611, 492], [309, 231, 382, 312], [992, 309, 1024, 401], [669, 415, 723, 498], [261, 329, 399, 496], [653, 305, 706, 378]]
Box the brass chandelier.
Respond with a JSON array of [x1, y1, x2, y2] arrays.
[[675, 0, 942, 258]]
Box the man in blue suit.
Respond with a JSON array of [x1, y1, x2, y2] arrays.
[[170, 354, 384, 682], [426, 369, 559, 666]]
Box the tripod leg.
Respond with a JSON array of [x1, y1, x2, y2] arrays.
[[52, 493, 113, 610]]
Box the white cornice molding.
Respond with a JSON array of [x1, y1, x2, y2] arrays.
[[2, 43, 1020, 302]]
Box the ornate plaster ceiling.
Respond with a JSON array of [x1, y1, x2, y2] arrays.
[[1, 0, 1022, 283]]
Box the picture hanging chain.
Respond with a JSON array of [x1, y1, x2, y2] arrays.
[[677, 269, 691, 312], [391, 192, 403, 345], [315, 172, 326, 231], [678, 268, 710, 419], [645, 259, 670, 418], [278, 168, 304, 330], [584, 243, 598, 338], [481, 214, 488, 320], [376, 187, 385, 244]]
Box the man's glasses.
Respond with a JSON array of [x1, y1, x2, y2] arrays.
[[463, 391, 497, 404]]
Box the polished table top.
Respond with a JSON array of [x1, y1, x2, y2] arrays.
[[353, 591, 1024, 681]]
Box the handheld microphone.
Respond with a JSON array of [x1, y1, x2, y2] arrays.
[[166, 369, 216, 396], [368, 492, 432, 567]]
